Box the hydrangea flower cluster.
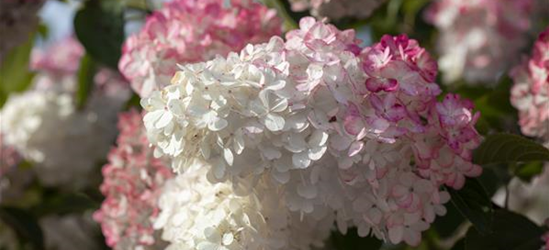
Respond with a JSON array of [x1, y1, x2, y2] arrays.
[[0, 134, 20, 176], [30, 37, 85, 76], [0, 0, 44, 64], [0, 134, 28, 203], [142, 17, 482, 247], [510, 27, 549, 143], [425, 0, 533, 84], [119, 0, 282, 97], [155, 163, 331, 250], [94, 110, 173, 250], [289, 0, 387, 20], [0, 38, 130, 188], [508, 28, 549, 250]]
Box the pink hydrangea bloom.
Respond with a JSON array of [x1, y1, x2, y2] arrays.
[[289, 0, 387, 20], [94, 110, 173, 250], [31, 37, 84, 76], [119, 0, 282, 97], [142, 17, 482, 247], [511, 27, 549, 142], [425, 0, 533, 84]]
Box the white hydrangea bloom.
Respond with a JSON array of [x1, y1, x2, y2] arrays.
[[143, 18, 481, 247], [0, 73, 128, 187], [154, 162, 331, 250]]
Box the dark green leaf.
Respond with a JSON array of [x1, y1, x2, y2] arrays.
[[32, 192, 98, 217], [74, 0, 125, 69], [0, 32, 36, 107], [515, 161, 545, 183], [451, 238, 465, 250], [433, 202, 465, 238], [330, 228, 383, 250], [477, 165, 510, 197], [75, 54, 97, 109], [0, 206, 44, 250], [37, 24, 49, 39], [473, 133, 549, 165], [465, 210, 544, 250], [446, 178, 493, 235], [124, 93, 143, 110]]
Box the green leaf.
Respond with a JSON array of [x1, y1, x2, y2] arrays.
[[75, 54, 97, 109], [330, 228, 383, 250], [32, 192, 98, 217], [0, 32, 36, 107], [433, 202, 465, 238], [515, 161, 545, 183], [124, 93, 143, 110], [465, 210, 544, 250], [451, 238, 465, 250], [37, 23, 49, 39], [260, 0, 299, 29], [74, 0, 125, 69], [473, 133, 549, 165], [446, 178, 493, 235], [0, 206, 44, 250], [477, 165, 510, 197]]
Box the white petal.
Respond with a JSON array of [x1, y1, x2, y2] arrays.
[[330, 135, 352, 151], [404, 211, 421, 225], [286, 134, 308, 153], [233, 131, 245, 155], [264, 113, 285, 131], [270, 98, 288, 113], [222, 233, 234, 246], [368, 208, 382, 224], [292, 151, 311, 169], [197, 242, 219, 250], [155, 111, 173, 129], [213, 158, 226, 179], [261, 146, 282, 160], [209, 117, 228, 131], [388, 225, 404, 244], [143, 110, 163, 128], [167, 99, 184, 115], [272, 169, 290, 184], [308, 146, 327, 161], [201, 141, 211, 159], [204, 227, 221, 242], [348, 141, 364, 157], [153, 147, 164, 158], [223, 148, 234, 166], [266, 79, 286, 91], [403, 229, 421, 246], [308, 130, 329, 147], [297, 184, 317, 199]]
